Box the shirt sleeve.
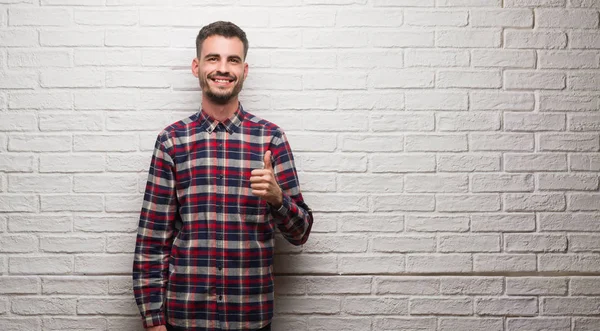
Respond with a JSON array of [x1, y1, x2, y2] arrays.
[[132, 132, 178, 328], [269, 131, 313, 246]]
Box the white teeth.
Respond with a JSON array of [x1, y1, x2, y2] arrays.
[[214, 79, 230, 83]]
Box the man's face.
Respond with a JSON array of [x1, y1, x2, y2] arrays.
[[193, 35, 248, 105]]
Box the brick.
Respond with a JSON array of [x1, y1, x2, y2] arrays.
[[407, 215, 469, 232], [437, 112, 500, 131], [341, 134, 402, 152], [574, 318, 600, 331], [569, 72, 600, 91], [303, 29, 369, 48], [271, 317, 306, 331], [539, 51, 599, 69], [105, 194, 142, 212], [471, 213, 536, 232], [248, 30, 301, 49], [10, 256, 72, 274], [505, 0, 565, 6], [539, 173, 599, 190], [276, 297, 340, 314], [405, 49, 470, 67], [9, 135, 71, 152], [298, 173, 336, 193], [74, 9, 137, 26], [105, 29, 169, 47], [42, 317, 107, 331], [40, 236, 104, 253], [571, 277, 600, 295], [437, 29, 501, 48], [8, 175, 71, 193], [9, 91, 71, 110], [306, 276, 371, 295], [140, 48, 190, 67], [40, 154, 105, 173], [569, 31, 600, 49], [507, 318, 571, 331], [338, 174, 403, 193], [272, 93, 337, 110], [0, 30, 37, 47], [370, 69, 434, 88], [0, 277, 38, 294], [74, 134, 137, 152], [109, 276, 133, 295], [337, 9, 403, 27], [74, 91, 138, 110], [77, 50, 140, 69], [309, 317, 370, 331], [375, 317, 437, 330], [1, 319, 42, 331], [0, 234, 37, 253], [74, 175, 137, 193], [41, 195, 103, 212], [106, 235, 135, 253], [338, 255, 404, 274], [539, 133, 599, 152], [372, 194, 435, 212], [404, 10, 468, 27], [441, 277, 503, 295], [437, 194, 500, 212], [411, 297, 472, 315], [344, 297, 408, 315], [303, 234, 367, 253], [74, 215, 138, 233], [106, 70, 170, 88], [571, 154, 600, 171], [539, 93, 599, 112], [505, 30, 567, 49], [439, 234, 500, 253], [437, 153, 501, 172], [272, 50, 335, 69], [471, 9, 533, 27], [0, 71, 37, 89], [505, 193, 565, 212], [42, 277, 107, 295], [371, 113, 433, 132], [0, 113, 37, 131], [505, 70, 566, 90], [539, 254, 600, 272], [77, 298, 138, 315], [41, 30, 104, 46], [9, 215, 71, 232], [406, 91, 468, 110], [472, 50, 536, 68], [407, 254, 472, 273], [438, 70, 501, 88], [474, 254, 537, 272], [372, 235, 436, 253], [371, 30, 435, 47], [405, 174, 468, 193], [506, 234, 567, 252], [477, 297, 538, 316], [40, 69, 103, 88], [43, 0, 103, 3], [40, 112, 103, 132], [339, 214, 404, 233], [505, 113, 565, 132], [297, 153, 366, 172], [440, 318, 504, 331], [373, 0, 433, 5], [9, 8, 71, 26], [369, 153, 436, 173], [505, 153, 567, 172], [406, 134, 467, 152], [75, 254, 133, 274], [438, 0, 501, 6], [12, 297, 76, 315], [301, 112, 368, 132], [570, 114, 600, 131], [472, 174, 534, 193], [303, 72, 366, 90], [536, 9, 599, 28], [569, 235, 600, 252], [540, 213, 600, 231], [375, 277, 439, 295], [339, 92, 404, 110], [570, 0, 600, 6], [0, 195, 37, 212], [470, 91, 534, 111], [543, 297, 600, 315], [569, 194, 600, 211]]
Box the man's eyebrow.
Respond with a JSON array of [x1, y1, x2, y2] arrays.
[[204, 53, 221, 59]]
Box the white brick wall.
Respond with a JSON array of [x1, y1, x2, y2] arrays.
[[0, 1, 599, 330]]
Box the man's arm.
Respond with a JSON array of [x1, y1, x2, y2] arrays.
[[252, 131, 313, 246], [132, 132, 178, 328]]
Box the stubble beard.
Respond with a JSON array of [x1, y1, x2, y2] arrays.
[[200, 73, 245, 105]]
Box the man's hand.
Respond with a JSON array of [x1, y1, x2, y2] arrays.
[[250, 150, 283, 207], [146, 326, 167, 331]]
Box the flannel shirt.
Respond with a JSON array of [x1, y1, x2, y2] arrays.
[[133, 105, 313, 330]]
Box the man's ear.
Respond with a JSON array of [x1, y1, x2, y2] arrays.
[[191, 57, 199, 78], [243, 62, 249, 80]]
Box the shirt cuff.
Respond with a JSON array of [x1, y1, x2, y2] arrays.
[[271, 195, 291, 217], [142, 312, 166, 328]]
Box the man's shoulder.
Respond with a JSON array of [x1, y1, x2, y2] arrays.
[[158, 113, 199, 138], [243, 110, 284, 136]]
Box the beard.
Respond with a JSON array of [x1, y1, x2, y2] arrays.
[[200, 71, 245, 105]]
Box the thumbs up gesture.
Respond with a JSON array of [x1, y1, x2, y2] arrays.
[[250, 150, 283, 207]]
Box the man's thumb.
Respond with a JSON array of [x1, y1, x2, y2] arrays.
[[263, 150, 273, 170]]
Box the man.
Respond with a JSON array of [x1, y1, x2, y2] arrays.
[[133, 21, 313, 331]]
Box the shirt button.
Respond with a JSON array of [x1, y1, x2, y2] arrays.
[[218, 295, 223, 301], [218, 174, 223, 179], [217, 234, 223, 240]]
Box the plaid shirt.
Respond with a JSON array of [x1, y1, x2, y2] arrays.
[[133, 105, 313, 330]]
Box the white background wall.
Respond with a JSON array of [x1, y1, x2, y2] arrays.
[[1, 0, 600, 330]]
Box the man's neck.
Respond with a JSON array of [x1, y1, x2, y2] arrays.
[[202, 96, 239, 122]]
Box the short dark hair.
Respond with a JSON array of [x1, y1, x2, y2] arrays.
[[195, 21, 249, 60]]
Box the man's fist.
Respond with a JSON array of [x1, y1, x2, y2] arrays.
[[250, 150, 283, 207]]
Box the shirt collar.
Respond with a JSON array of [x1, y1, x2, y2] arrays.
[[197, 103, 245, 134]]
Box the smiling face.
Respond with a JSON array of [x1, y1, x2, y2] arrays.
[[193, 35, 249, 105]]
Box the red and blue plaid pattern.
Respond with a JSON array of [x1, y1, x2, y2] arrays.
[[133, 105, 313, 330]]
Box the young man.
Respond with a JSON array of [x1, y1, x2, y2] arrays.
[[133, 21, 313, 331]]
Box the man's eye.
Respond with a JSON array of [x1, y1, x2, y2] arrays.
[[229, 59, 240, 63], [208, 57, 217, 61]]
